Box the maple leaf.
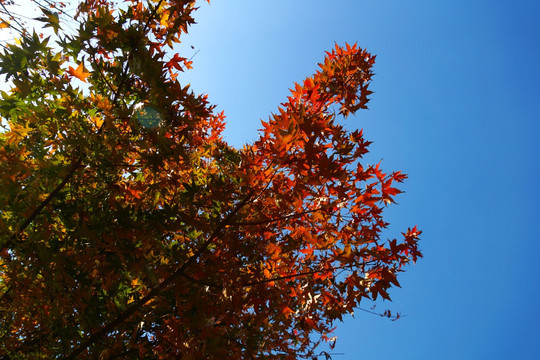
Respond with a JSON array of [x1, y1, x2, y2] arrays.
[[67, 63, 90, 82], [34, 6, 60, 34]]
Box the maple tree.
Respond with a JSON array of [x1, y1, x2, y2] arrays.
[[0, 0, 422, 359]]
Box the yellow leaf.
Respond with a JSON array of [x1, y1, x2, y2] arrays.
[[159, 10, 170, 27], [90, 115, 104, 128]]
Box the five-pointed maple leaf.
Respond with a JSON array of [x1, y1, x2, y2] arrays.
[[67, 63, 90, 82]]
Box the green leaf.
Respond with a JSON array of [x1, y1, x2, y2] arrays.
[[35, 6, 61, 34]]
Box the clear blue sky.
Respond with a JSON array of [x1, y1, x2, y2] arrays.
[[176, 1, 540, 359]]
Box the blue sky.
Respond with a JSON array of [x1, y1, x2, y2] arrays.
[[177, 1, 540, 359]]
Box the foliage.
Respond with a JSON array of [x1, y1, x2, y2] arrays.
[[0, 0, 422, 359]]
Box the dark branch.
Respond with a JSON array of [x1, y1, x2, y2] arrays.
[[229, 208, 324, 227]]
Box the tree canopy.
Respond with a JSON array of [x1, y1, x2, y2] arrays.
[[0, 0, 422, 358]]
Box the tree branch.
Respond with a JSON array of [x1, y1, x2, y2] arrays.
[[4, 156, 84, 251], [229, 208, 324, 227]]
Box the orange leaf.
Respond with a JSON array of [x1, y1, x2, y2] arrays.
[[67, 63, 90, 82], [128, 188, 142, 199], [281, 305, 294, 318]]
